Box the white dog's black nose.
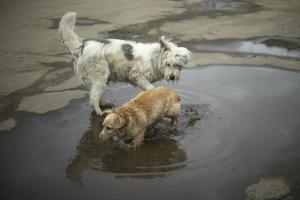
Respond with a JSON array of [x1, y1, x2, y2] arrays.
[[170, 74, 175, 80]]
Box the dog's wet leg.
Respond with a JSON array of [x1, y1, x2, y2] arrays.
[[89, 82, 107, 115], [171, 117, 178, 130], [132, 130, 145, 149], [88, 58, 110, 115], [167, 102, 181, 129], [134, 76, 155, 90], [100, 99, 114, 109]]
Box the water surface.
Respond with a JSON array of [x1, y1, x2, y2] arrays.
[[1, 65, 300, 200]]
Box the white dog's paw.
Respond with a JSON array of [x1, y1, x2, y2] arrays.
[[94, 107, 103, 116], [100, 99, 114, 108]]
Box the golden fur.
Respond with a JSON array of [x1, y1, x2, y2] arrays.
[[99, 87, 181, 148]]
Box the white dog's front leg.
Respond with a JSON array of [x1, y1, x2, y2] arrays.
[[134, 76, 155, 90]]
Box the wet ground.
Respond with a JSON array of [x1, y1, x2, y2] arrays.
[[0, 0, 300, 200]]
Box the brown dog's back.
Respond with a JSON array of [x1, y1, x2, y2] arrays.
[[124, 87, 180, 125]]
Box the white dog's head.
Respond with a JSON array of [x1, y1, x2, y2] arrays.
[[159, 36, 192, 81]]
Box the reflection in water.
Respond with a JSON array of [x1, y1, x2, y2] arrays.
[[101, 139, 186, 178], [237, 41, 300, 59], [66, 104, 207, 182], [66, 104, 208, 181], [184, 37, 300, 60]]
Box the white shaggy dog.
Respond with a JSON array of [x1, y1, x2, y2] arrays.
[[58, 12, 191, 115]]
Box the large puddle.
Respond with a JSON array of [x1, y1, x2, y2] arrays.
[[1, 65, 300, 199]]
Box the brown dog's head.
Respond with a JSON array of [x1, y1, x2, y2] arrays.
[[99, 111, 127, 140]]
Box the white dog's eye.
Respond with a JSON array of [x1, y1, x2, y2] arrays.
[[166, 63, 171, 67], [175, 64, 182, 70]]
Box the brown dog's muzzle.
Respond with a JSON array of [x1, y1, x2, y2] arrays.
[[99, 130, 110, 140]]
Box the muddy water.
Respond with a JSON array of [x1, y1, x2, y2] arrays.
[[1, 65, 300, 200]]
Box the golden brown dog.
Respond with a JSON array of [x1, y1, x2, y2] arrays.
[[99, 87, 181, 148]]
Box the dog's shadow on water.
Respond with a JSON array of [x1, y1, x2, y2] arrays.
[[66, 104, 207, 182]]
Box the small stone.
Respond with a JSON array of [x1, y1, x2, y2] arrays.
[[246, 177, 290, 200]]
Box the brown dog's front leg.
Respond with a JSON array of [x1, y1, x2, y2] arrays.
[[131, 130, 145, 150]]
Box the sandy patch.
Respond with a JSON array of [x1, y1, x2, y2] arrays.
[[17, 90, 86, 114], [45, 76, 83, 92], [0, 118, 16, 131], [246, 177, 290, 200]]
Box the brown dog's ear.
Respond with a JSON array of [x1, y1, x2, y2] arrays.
[[101, 109, 112, 118], [113, 114, 127, 129]]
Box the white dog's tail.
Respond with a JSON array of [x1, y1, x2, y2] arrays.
[[58, 12, 82, 58]]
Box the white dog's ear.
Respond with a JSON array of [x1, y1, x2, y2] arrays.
[[184, 50, 193, 68], [160, 36, 172, 50], [176, 47, 192, 68]]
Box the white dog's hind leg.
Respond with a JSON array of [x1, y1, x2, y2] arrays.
[[86, 57, 110, 115], [89, 82, 107, 115]]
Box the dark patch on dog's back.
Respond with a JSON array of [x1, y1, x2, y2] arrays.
[[121, 43, 133, 60], [82, 38, 111, 45], [95, 39, 111, 45], [80, 38, 111, 55]]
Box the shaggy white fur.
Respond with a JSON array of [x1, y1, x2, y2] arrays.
[[58, 12, 192, 115]]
